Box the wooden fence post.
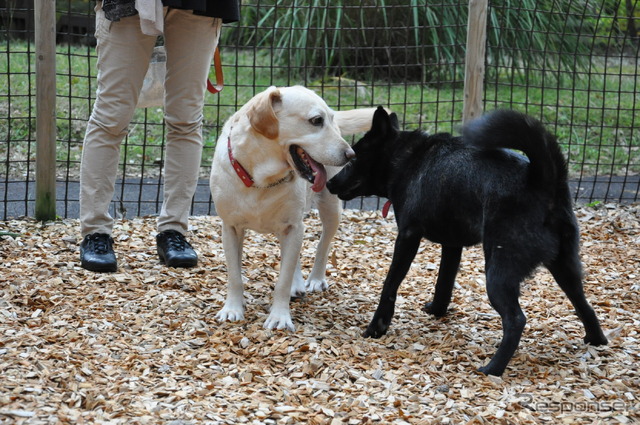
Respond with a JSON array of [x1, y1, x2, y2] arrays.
[[463, 0, 488, 123], [35, 0, 57, 221]]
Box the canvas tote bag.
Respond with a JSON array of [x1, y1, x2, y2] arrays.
[[137, 45, 223, 108], [137, 45, 167, 108]]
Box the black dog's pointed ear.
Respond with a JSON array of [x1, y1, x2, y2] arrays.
[[373, 105, 388, 119], [389, 112, 400, 130], [371, 106, 395, 135]]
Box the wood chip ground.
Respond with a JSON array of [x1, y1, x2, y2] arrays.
[[1, 204, 639, 424]]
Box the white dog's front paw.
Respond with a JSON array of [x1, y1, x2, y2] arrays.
[[306, 277, 329, 292], [216, 302, 245, 322], [263, 308, 295, 331]]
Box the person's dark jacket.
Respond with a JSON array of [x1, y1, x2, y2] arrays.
[[101, 0, 240, 23]]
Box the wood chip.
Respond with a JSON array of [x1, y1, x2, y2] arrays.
[[0, 205, 639, 423]]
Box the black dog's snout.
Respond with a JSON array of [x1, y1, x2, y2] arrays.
[[326, 174, 343, 194], [326, 178, 336, 193]]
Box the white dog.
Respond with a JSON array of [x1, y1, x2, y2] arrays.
[[210, 86, 377, 331]]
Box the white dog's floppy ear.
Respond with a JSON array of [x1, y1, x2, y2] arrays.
[[248, 87, 282, 139]]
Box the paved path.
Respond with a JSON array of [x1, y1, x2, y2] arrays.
[[1, 176, 638, 221]]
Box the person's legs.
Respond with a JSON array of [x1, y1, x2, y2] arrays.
[[159, 9, 221, 233], [79, 3, 156, 271], [155, 9, 221, 267]]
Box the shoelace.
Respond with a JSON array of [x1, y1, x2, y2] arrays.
[[87, 234, 112, 254], [162, 231, 192, 252]]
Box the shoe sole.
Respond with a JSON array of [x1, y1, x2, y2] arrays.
[[81, 260, 117, 273], [158, 253, 197, 268]]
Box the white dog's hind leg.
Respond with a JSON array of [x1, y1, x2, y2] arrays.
[[264, 224, 304, 331], [216, 224, 247, 322], [306, 190, 341, 292], [290, 259, 307, 298]]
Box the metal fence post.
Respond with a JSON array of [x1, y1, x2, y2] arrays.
[[463, 0, 487, 123], [35, 0, 57, 221]]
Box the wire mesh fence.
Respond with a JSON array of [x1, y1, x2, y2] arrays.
[[1, 0, 639, 221]]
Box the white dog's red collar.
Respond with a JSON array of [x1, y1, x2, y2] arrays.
[[228, 136, 254, 187], [227, 136, 294, 189]]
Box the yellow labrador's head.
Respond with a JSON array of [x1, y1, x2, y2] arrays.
[[247, 85, 355, 192]]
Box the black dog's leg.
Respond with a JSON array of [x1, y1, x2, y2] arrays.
[[364, 230, 422, 338], [547, 218, 607, 346], [478, 256, 527, 376], [423, 245, 462, 317], [545, 255, 608, 346]]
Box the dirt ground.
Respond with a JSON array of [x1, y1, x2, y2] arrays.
[[0, 204, 639, 424]]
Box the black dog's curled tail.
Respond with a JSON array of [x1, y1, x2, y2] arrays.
[[462, 109, 568, 191]]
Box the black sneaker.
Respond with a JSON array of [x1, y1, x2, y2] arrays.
[[80, 233, 117, 272], [156, 230, 198, 268]]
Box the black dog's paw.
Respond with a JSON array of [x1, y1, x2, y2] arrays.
[[422, 302, 448, 317], [477, 366, 491, 376], [477, 365, 502, 377], [363, 320, 389, 339], [584, 333, 608, 346], [477, 362, 506, 377]]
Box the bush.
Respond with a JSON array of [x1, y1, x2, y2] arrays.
[[223, 0, 607, 83]]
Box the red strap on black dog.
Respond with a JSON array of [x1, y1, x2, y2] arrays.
[[382, 200, 392, 218], [207, 47, 223, 94]]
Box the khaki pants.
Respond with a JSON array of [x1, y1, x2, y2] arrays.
[[80, 4, 221, 237]]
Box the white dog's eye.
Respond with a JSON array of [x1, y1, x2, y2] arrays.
[[309, 116, 324, 127]]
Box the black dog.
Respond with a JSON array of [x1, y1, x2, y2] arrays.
[[327, 107, 607, 376]]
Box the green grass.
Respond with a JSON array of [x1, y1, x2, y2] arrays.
[[0, 40, 638, 179]]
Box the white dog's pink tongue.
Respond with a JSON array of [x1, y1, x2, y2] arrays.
[[308, 157, 327, 192]]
